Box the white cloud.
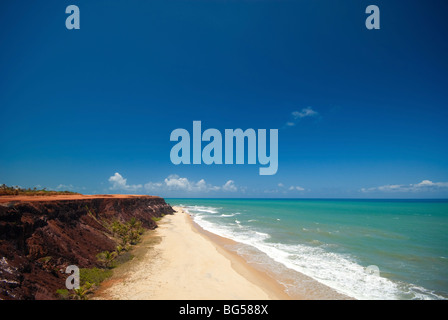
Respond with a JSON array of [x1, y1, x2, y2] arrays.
[[264, 184, 306, 194], [160, 175, 236, 193], [277, 183, 306, 192], [361, 180, 448, 193], [56, 184, 86, 192], [162, 174, 221, 192], [222, 180, 238, 192], [143, 181, 163, 191], [164, 174, 192, 190], [108, 172, 143, 192], [109, 172, 238, 194], [292, 107, 318, 119], [108, 172, 127, 189], [286, 107, 319, 127], [56, 184, 74, 190], [416, 180, 447, 187], [289, 185, 305, 191]]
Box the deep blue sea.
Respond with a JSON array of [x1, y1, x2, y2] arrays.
[[166, 199, 448, 300]]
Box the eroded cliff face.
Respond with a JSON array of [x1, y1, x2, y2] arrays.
[[0, 195, 174, 300]]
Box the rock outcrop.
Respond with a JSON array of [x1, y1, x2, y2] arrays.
[[0, 195, 174, 300]]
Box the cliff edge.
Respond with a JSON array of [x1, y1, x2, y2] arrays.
[[0, 195, 174, 300]]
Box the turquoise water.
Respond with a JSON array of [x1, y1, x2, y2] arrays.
[[166, 199, 448, 300]]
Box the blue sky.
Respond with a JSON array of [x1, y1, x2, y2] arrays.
[[1, 0, 447, 198]]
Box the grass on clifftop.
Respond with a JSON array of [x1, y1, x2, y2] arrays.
[[0, 184, 81, 196]]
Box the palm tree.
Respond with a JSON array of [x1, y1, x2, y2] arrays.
[[128, 217, 138, 229], [72, 282, 94, 300], [129, 229, 141, 245], [110, 221, 122, 237], [96, 251, 117, 268], [115, 245, 125, 255], [119, 232, 130, 246]]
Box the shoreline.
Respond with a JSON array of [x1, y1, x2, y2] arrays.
[[185, 210, 293, 300], [96, 206, 351, 300], [95, 206, 289, 299], [186, 208, 352, 300]]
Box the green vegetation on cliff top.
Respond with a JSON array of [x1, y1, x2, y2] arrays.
[[0, 184, 80, 196]]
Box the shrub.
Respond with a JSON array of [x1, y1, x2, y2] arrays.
[[80, 268, 113, 286], [56, 289, 70, 300]]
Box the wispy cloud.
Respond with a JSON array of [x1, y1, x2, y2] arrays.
[[361, 180, 448, 193], [289, 185, 305, 191], [56, 184, 86, 192], [292, 107, 318, 119], [56, 184, 74, 191], [286, 107, 319, 127], [277, 182, 306, 192]]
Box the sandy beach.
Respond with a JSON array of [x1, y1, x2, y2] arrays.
[[96, 206, 291, 300]]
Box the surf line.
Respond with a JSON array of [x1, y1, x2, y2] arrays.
[[170, 121, 278, 175]]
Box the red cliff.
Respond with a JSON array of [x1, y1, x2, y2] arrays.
[[0, 195, 174, 300]]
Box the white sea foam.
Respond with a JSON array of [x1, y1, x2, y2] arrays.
[[186, 205, 220, 214], [184, 205, 445, 300]]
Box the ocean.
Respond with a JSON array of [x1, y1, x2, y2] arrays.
[[166, 198, 448, 300]]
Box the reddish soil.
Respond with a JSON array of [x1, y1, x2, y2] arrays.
[[0, 195, 174, 300]]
